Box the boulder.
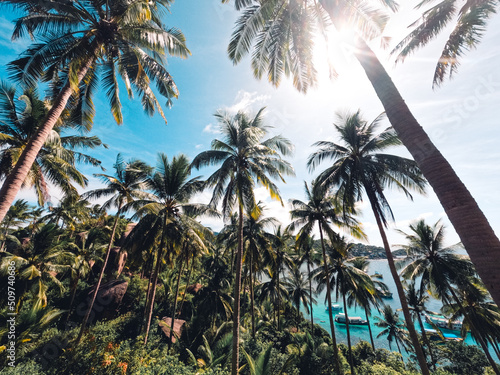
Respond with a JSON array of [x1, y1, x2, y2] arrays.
[[159, 317, 186, 343]]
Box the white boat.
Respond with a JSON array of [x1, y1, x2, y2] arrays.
[[424, 329, 463, 342], [335, 313, 368, 326], [425, 314, 462, 331], [325, 304, 343, 312]]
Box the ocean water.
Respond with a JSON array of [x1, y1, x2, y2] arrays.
[[301, 259, 484, 358]]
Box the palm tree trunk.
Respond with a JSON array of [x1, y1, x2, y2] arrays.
[[277, 259, 281, 332], [231, 204, 244, 375], [367, 193, 430, 375], [347, 33, 500, 309], [168, 254, 185, 352], [178, 254, 194, 316], [75, 203, 122, 346], [65, 274, 80, 326], [342, 289, 355, 375], [416, 312, 436, 370], [319, 225, 342, 375], [139, 252, 155, 335], [365, 306, 375, 350], [250, 252, 256, 339], [0, 57, 95, 223], [143, 219, 167, 346], [308, 261, 314, 333]]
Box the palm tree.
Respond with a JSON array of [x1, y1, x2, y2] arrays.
[[375, 305, 409, 359], [314, 237, 375, 375], [283, 265, 315, 329], [256, 267, 288, 330], [227, 0, 500, 325], [0, 82, 105, 206], [405, 281, 437, 369], [0, 223, 71, 311], [191, 108, 294, 375], [129, 153, 209, 346], [295, 234, 321, 332], [289, 179, 364, 374], [349, 256, 385, 350], [0, 0, 190, 221], [0, 200, 34, 251], [308, 110, 429, 372], [398, 219, 500, 373], [75, 154, 152, 345]]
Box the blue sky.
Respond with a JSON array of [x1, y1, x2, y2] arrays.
[[1, 1, 499, 248]]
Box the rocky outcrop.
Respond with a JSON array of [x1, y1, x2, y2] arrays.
[[159, 317, 186, 343]]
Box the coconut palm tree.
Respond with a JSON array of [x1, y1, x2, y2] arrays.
[[0, 82, 105, 206], [129, 153, 209, 346], [289, 179, 364, 374], [191, 108, 294, 375], [227, 1, 500, 334], [349, 256, 385, 350], [256, 267, 288, 330], [308, 110, 428, 371], [314, 237, 375, 375], [283, 265, 315, 329], [75, 154, 152, 345], [375, 305, 409, 359], [0, 200, 35, 251], [0, 0, 190, 221], [295, 234, 321, 332], [398, 219, 500, 373]]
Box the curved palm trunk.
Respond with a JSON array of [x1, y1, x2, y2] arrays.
[[308, 261, 314, 332], [143, 218, 168, 345], [75, 204, 122, 346], [367, 194, 430, 375], [365, 307, 375, 350], [347, 34, 500, 309], [231, 204, 244, 375], [319, 225, 342, 375], [168, 254, 186, 352], [342, 289, 355, 375], [0, 58, 95, 223]]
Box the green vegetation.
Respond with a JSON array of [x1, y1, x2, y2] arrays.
[[0, 0, 499, 374]]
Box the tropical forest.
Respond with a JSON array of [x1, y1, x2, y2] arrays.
[[1, 1, 500, 375]]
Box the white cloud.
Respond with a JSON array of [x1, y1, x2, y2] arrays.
[[203, 123, 221, 134], [195, 144, 203, 149], [225, 90, 271, 113]]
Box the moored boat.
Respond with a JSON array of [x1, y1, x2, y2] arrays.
[[335, 313, 368, 326], [424, 329, 463, 342], [425, 313, 462, 331], [326, 304, 343, 312]]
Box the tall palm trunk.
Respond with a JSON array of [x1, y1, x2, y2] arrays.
[[65, 274, 80, 326], [231, 204, 244, 375], [415, 311, 437, 370], [367, 193, 430, 375], [308, 261, 314, 332], [342, 288, 355, 375], [178, 255, 194, 316], [319, 225, 342, 375], [0, 58, 95, 223], [347, 33, 500, 308], [75, 202, 122, 346], [365, 306, 375, 350], [276, 258, 281, 331], [168, 254, 186, 352], [143, 217, 168, 345], [249, 251, 256, 339], [139, 252, 155, 335]]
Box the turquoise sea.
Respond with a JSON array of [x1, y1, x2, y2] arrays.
[[301, 259, 487, 359]]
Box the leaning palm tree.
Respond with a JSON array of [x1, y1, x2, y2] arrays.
[[308, 110, 428, 370], [191, 108, 294, 375], [0, 0, 190, 221], [227, 0, 500, 331], [0, 82, 105, 206], [289, 179, 364, 374], [75, 154, 152, 345]]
